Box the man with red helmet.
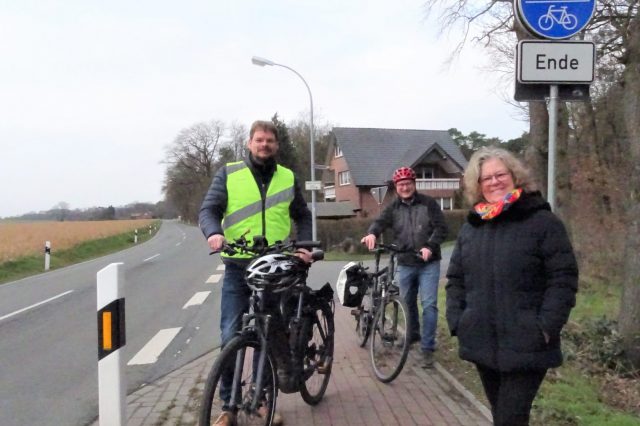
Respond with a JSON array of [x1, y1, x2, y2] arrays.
[[361, 166, 448, 368]]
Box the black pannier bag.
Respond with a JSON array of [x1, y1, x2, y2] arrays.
[[336, 261, 368, 307]]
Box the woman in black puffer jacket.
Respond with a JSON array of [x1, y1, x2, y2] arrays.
[[446, 146, 578, 426]]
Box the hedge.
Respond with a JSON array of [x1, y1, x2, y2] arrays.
[[315, 209, 468, 252]]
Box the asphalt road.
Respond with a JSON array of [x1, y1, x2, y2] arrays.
[[0, 220, 222, 426]]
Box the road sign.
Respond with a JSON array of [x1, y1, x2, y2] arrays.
[[517, 40, 595, 83], [370, 186, 388, 205], [305, 181, 323, 191], [516, 0, 595, 39]]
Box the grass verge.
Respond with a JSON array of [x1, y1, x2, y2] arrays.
[[0, 221, 161, 284]]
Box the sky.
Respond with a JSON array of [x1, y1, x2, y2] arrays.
[[0, 0, 527, 218]]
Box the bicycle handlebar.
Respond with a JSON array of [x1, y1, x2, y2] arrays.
[[209, 235, 323, 260]]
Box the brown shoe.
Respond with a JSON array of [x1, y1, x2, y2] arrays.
[[257, 406, 284, 426], [212, 410, 234, 426]]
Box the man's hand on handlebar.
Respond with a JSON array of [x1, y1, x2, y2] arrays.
[[207, 234, 225, 252], [360, 234, 376, 250], [294, 248, 313, 264]]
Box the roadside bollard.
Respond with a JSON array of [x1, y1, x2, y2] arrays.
[[148, 225, 151, 235], [44, 241, 51, 271], [134, 229, 138, 244], [97, 263, 126, 426]]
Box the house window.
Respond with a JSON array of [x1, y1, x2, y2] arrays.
[[335, 145, 343, 157], [417, 167, 434, 179], [438, 198, 452, 210], [338, 170, 351, 186]]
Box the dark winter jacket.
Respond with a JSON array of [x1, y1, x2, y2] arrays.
[[198, 155, 312, 265], [367, 193, 448, 266], [445, 191, 578, 372]]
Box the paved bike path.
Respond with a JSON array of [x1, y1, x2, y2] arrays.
[[97, 294, 492, 426]]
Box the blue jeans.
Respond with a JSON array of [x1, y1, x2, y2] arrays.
[[397, 261, 440, 352], [219, 262, 252, 408]]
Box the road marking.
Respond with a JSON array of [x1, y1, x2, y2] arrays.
[[0, 290, 74, 322], [127, 327, 182, 365], [216, 265, 225, 271], [182, 291, 211, 309], [143, 254, 160, 262], [206, 274, 222, 284], [176, 242, 182, 247]]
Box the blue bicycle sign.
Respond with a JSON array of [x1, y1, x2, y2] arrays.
[[516, 0, 595, 39]]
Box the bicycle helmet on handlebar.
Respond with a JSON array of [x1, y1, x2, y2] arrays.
[[392, 167, 416, 184], [245, 253, 308, 292]]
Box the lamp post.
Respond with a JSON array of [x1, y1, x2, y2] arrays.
[[251, 56, 318, 241]]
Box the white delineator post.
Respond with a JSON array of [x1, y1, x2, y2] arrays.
[[97, 263, 126, 426], [134, 229, 138, 244], [44, 241, 51, 271]]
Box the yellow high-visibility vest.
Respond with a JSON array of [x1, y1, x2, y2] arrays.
[[222, 161, 294, 259]]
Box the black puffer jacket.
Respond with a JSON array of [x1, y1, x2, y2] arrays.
[[367, 193, 448, 266], [445, 191, 578, 372]]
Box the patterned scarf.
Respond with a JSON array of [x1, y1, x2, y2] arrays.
[[474, 188, 523, 220]]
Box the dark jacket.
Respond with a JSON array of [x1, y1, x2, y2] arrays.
[[367, 192, 448, 266], [445, 191, 578, 372], [198, 155, 312, 265]]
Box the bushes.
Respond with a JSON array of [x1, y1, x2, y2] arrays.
[[316, 209, 468, 251]]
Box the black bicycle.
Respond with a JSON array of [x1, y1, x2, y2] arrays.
[[199, 235, 334, 426], [337, 243, 410, 383]]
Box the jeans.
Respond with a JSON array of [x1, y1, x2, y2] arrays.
[[476, 364, 547, 426], [219, 262, 252, 408], [397, 261, 440, 352]]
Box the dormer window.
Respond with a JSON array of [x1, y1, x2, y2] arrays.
[[335, 145, 343, 158]]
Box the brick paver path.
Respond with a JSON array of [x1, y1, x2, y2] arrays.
[[100, 300, 492, 426]]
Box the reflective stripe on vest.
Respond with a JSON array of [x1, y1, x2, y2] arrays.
[[222, 161, 294, 259]]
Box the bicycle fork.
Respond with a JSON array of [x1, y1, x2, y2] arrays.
[[229, 313, 272, 413]]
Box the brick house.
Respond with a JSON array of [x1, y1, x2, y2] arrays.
[[320, 127, 467, 218]]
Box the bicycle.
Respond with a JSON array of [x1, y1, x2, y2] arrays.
[[199, 235, 335, 426], [336, 243, 410, 383], [538, 5, 578, 31]]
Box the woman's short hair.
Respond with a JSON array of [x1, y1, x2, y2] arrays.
[[249, 120, 279, 141], [463, 146, 537, 205]]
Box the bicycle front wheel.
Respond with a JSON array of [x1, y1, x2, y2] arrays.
[[199, 333, 277, 426], [299, 300, 335, 405], [370, 294, 410, 383]]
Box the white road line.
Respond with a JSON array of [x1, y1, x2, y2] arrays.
[[127, 327, 182, 365], [143, 254, 160, 262], [0, 290, 74, 322], [206, 274, 222, 284], [216, 265, 225, 271], [182, 291, 211, 309], [176, 242, 182, 247]]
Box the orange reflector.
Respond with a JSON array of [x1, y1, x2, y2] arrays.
[[103, 311, 112, 350]]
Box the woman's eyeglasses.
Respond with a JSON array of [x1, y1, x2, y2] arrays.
[[479, 171, 511, 185]]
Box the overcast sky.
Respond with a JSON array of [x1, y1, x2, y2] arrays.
[[0, 0, 526, 218]]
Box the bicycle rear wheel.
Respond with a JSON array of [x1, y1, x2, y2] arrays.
[[299, 300, 335, 405], [355, 290, 373, 347], [199, 333, 277, 426], [370, 294, 410, 383]]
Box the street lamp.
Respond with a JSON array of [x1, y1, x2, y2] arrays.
[[251, 56, 318, 241]]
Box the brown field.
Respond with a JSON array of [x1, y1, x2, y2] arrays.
[[0, 219, 156, 263]]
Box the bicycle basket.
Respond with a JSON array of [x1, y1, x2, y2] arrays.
[[336, 261, 368, 307], [245, 253, 308, 292]]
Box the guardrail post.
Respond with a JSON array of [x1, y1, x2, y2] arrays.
[[97, 263, 126, 426], [44, 241, 51, 271]]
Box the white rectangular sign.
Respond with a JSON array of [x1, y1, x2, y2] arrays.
[[518, 40, 595, 84], [305, 181, 322, 191]]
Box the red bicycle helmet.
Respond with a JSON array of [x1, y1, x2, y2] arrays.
[[392, 167, 416, 184]]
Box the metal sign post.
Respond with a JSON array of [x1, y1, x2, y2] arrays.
[[514, 0, 595, 211]]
